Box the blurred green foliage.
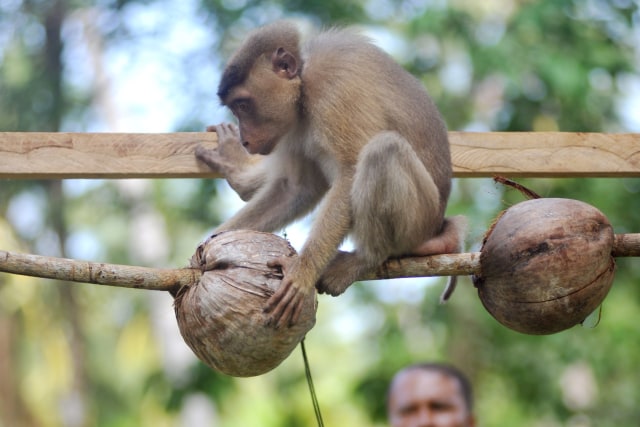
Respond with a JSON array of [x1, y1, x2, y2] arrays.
[[1, 0, 640, 426]]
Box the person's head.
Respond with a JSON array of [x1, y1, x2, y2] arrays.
[[387, 363, 475, 427]]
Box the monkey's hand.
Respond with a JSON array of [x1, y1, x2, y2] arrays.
[[196, 123, 252, 176], [316, 251, 361, 296], [264, 256, 316, 328], [196, 124, 264, 201]]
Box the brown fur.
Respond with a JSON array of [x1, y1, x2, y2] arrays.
[[196, 21, 464, 327]]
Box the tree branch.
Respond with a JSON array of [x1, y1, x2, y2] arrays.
[[0, 250, 198, 292], [1, 233, 638, 290]]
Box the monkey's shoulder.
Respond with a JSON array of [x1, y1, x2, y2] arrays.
[[303, 29, 391, 74], [301, 29, 428, 101]]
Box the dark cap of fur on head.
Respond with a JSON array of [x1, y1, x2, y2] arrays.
[[217, 21, 302, 101]]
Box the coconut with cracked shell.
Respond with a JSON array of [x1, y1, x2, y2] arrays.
[[473, 198, 615, 335]]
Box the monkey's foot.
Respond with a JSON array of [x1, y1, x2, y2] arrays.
[[316, 251, 364, 296]]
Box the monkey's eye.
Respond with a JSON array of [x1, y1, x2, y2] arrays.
[[232, 99, 252, 116]]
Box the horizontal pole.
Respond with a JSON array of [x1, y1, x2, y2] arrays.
[[1, 234, 638, 291], [0, 132, 218, 179], [0, 249, 478, 291], [0, 249, 198, 292], [1, 132, 639, 179], [449, 132, 640, 178]]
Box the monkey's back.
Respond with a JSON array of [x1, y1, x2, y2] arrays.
[[301, 28, 451, 208]]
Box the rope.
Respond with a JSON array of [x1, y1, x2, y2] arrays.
[[301, 338, 324, 427]]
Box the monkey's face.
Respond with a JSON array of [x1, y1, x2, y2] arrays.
[[222, 56, 302, 155]]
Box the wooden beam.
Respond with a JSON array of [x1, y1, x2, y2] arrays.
[[451, 132, 640, 177], [1, 131, 639, 179], [0, 132, 219, 179]]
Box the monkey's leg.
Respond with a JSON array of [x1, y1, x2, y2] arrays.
[[318, 132, 442, 296]]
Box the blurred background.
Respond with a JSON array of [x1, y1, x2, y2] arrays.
[[1, 0, 640, 426]]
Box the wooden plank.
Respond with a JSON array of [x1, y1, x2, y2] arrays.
[[450, 132, 640, 177], [1, 131, 639, 179], [0, 132, 220, 179]]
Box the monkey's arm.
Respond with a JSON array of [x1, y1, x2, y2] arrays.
[[215, 156, 328, 234], [265, 175, 353, 327], [196, 123, 265, 201]]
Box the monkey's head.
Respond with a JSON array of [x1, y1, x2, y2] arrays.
[[218, 22, 303, 155]]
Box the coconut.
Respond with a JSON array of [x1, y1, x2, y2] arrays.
[[473, 198, 615, 335], [174, 230, 317, 376]]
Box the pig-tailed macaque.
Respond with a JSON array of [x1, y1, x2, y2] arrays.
[[196, 21, 465, 328]]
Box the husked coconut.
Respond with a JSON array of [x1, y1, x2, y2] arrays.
[[473, 198, 615, 335], [174, 230, 317, 376]]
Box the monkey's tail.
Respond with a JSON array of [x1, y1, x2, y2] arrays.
[[438, 215, 467, 304], [439, 275, 458, 304]]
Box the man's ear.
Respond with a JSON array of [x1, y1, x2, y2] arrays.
[[271, 47, 298, 79]]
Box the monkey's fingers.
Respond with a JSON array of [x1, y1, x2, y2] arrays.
[[267, 255, 292, 275], [267, 255, 288, 267], [264, 280, 297, 328], [205, 125, 217, 132], [276, 295, 301, 329], [273, 292, 307, 328], [195, 145, 212, 158], [195, 146, 230, 173], [289, 297, 305, 326]]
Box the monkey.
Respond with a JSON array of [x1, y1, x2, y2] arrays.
[[196, 21, 466, 328]]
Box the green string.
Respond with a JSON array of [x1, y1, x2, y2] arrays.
[[301, 338, 325, 427]]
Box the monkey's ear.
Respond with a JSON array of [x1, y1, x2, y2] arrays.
[[271, 48, 298, 79]]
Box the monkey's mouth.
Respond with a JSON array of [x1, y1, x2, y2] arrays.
[[243, 137, 278, 155], [243, 140, 263, 155], [241, 140, 257, 154]]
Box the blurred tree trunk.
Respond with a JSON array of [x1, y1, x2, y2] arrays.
[[43, 0, 65, 131], [1, 1, 91, 426], [44, 1, 91, 425], [0, 312, 37, 427], [49, 180, 91, 427]]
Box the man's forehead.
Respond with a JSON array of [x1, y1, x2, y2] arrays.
[[390, 369, 463, 403]]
